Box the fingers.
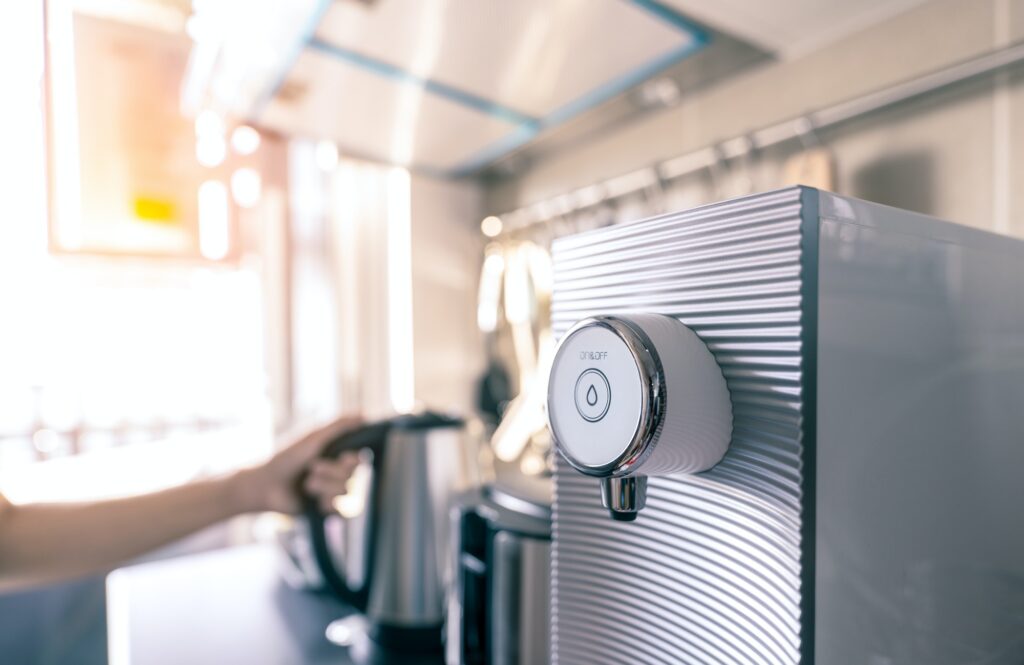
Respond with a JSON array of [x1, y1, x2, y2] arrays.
[[303, 454, 361, 511], [319, 496, 335, 513], [279, 414, 364, 466], [310, 455, 360, 482], [308, 416, 364, 453], [319, 415, 364, 438]]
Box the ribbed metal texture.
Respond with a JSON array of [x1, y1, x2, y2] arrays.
[[551, 188, 807, 665]]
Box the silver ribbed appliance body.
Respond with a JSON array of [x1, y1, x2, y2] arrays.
[[550, 186, 1024, 664]]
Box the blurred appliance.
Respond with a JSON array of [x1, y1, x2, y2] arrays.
[[545, 187, 1024, 664], [302, 413, 479, 655], [477, 240, 556, 463], [446, 459, 552, 665]]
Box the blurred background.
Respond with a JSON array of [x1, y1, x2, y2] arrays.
[[0, 0, 1022, 662]]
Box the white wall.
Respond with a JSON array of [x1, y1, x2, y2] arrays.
[[291, 148, 483, 422], [410, 175, 484, 415]]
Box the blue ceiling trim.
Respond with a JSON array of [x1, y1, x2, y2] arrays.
[[281, 0, 708, 177], [627, 0, 710, 39], [439, 123, 542, 178], [448, 2, 708, 176], [308, 37, 539, 127], [540, 36, 705, 129], [250, 0, 334, 121]]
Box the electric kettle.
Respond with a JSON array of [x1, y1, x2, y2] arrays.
[[303, 412, 479, 654]]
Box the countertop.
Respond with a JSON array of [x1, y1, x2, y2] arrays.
[[106, 543, 359, 665]]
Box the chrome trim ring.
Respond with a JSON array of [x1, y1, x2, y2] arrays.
[[546, 315, 666, 478]]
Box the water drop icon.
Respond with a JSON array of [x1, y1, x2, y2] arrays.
[[575, 369, 610, 422]]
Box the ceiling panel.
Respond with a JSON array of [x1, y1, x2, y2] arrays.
[[313, 0, 700, 119], [660, 0, 928, 57], [259, 49, 523, 172], [478, 30, 770, 179]]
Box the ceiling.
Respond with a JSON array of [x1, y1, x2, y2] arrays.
[[659, 0, 928, 58], [174, 0, 933, 178], [256, 0, 706, 176]]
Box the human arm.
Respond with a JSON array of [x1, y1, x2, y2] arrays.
[[0, 417, 360, 592]]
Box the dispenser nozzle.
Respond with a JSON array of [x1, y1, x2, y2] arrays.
[[600, 475, 648, 521]]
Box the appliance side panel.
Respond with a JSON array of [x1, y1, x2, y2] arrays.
[[551, 188, 808, 665], [815, 202, 1024, 664]]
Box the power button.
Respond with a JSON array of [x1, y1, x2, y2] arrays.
[[574, 368, 611, 422]]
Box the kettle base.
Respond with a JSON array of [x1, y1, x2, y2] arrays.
[[326, 615, 444, 664]]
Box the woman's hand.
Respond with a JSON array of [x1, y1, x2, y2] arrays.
[[236, 416, 363, 515], [0, 415, 366, 590]]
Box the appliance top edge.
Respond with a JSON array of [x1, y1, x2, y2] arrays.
[[817, 190, 1024, 256], [551, 185, 810, 253], [551, 186, 1024, 259]]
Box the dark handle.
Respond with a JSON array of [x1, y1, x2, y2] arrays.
[[303, 421, 391, 612], [457, 510, 490, 665]]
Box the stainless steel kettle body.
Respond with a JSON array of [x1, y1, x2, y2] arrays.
[[305, 413, 478, 652]]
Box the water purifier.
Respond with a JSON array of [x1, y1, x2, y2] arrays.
[[546, 187, 1024, 664]]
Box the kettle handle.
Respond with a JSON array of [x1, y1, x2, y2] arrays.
[[303, 420, 391, 612]]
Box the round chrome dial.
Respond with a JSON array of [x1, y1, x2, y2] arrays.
[[547, 316, 666, 478]]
